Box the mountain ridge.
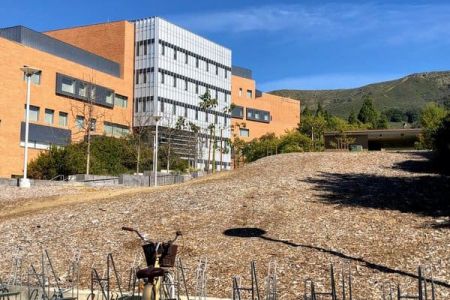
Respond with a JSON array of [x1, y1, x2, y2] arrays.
[[269, 71, 450, 118]]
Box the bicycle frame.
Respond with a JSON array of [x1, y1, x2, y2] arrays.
[[122, 227, 180, 300]]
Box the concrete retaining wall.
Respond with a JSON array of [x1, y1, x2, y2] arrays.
[[0, 178, 70, 187]]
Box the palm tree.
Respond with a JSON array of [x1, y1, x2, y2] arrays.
[[199, 90, 218, 172]]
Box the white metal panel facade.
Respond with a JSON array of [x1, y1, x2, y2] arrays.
[[134, 17, 232, 170]]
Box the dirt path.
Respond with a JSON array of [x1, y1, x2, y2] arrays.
[[0, 172, 232, 220]]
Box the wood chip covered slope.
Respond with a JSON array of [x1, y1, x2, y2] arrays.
[[0, 152, 449, 299]]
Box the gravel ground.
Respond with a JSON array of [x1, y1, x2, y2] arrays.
[[0, 151, 449, 299]]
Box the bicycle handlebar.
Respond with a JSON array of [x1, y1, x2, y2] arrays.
[[121, 226, 182, 244]]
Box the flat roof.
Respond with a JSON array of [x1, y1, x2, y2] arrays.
[[232, 66, 253, 79], [324, 128, 422, 136], [0, 25, 121, 77]]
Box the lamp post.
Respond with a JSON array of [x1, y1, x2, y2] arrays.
[[153, 114, 162, 187], [20, 66, 41, 188]]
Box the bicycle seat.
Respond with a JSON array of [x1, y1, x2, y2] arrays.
[[136, 267, 165, 281]]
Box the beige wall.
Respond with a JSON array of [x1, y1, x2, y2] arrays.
[[0, 24, 134, 177]]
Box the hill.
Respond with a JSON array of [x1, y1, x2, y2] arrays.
[[270, 71, 450, 118], [1, 152, 449, 298]]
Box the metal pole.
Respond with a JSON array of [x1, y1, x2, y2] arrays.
[[21, 74, 31, 187], [155, 119, 159, 187]]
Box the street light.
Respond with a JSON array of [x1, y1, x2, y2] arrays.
[[20, 66, 41, 188], [153, 114, 162, 187]]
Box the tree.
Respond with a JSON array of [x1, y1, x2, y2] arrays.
[[299, 114, 327, 150], [199, 90, 218, 172], [417, 103, 448, 149], [70, 75, 105, 175], [187, 122, 200, 169], [315, 103, 325, 117], [357, 95, 379, 128], [376, 114, 389, 129], [348, 109, 358, 124], [433, 115, 450, 173], [130, 113, 154, 173], [302, 106, 312, 117]]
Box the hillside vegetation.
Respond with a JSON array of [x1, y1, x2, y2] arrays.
[[270, 71, 450, 118]]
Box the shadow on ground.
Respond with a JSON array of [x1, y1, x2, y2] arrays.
[[391, 152, 440, 174], [223, 227, 450, 289], [302, 172, 449, 219]]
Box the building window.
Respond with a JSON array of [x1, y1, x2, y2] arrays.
[[195, 84, 199, 94], [161, 73, 165, 84], [61, 77, 75, 94], [195, 109, 198, 120], [216, 65, 219, 75], [173, 77, 177, 88], [185, 80, 188, 91], [161, 44, 165, 56], [78, 83, 87, 97], [174, 49, 177, 60], [184, 107, 188, 118], [172, 104, 176, 115], [59, 112, 68, 127], [115, 94, 128, 108], [225, 70, 228, 78], [196, 58, 199, 68], [24, 105, 40, 122], [75, 116, 84, 129], [239, 88, 242, 97], [160, 101, 164, 113], [231, 106, 244, 119], [44, 109, 54, 125], [24, 72, 41, 85], [205, 112, 209, 122], [142, 98, 147, 112], [247, 90, 253, 98], [240, 128, 249, 137], [105, 92, 114, 105], [215, 114, 218, 124], [206, 62, 209, 72], [185, 53, 189, 64], [104, 122, 129, 137], [246, 108, 270, 123]]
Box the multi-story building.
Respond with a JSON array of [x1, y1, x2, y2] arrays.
[[231, 66, 300, 141], [0, 22, 134, 178], [133, 17, 232, 170], [0, 18, 299, 178]]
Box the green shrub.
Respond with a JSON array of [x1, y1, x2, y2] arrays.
[[433, 116, 450, 173]]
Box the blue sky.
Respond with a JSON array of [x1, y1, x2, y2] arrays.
[[1, 0, 450, 91]]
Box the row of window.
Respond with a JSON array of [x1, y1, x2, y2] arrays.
[[231, 106, 271, 123], [135, 68, 230, 101], [24, 105, 129, 137], [136, 38, 231, 79], [238, 88, 253, 98], [135, 96, 230, 126], [56, 73, 128, 108], [25, 105, 69, 127]]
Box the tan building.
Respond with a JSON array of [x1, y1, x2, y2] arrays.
[[0, 21, 134, 178], [231, 66, 301, 141]]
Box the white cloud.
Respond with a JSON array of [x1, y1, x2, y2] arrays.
[[169, 3, 450, 45], [258, 73, 406, 91]]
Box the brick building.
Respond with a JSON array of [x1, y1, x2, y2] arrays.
[[0, 22, 134, 178], [230, 66, 300, 141]]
